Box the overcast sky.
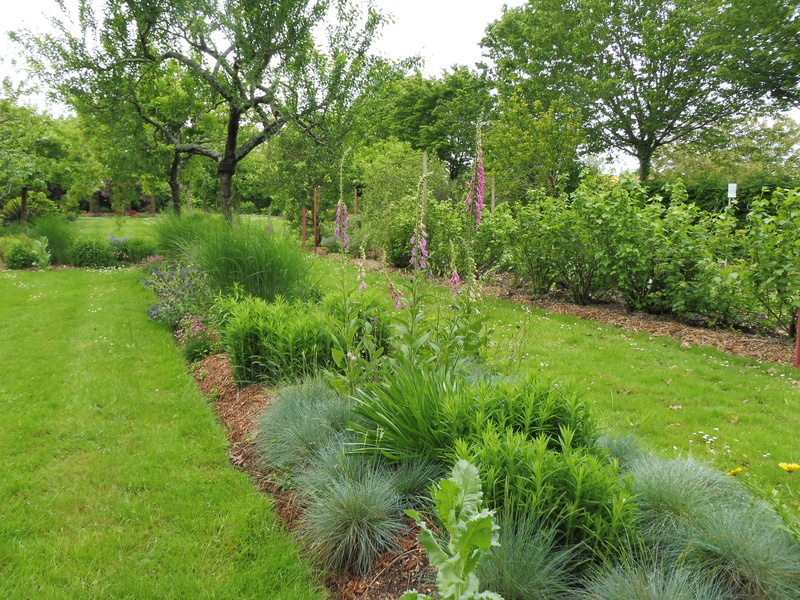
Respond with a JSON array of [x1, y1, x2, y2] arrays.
[[0, 0, 526, 92]]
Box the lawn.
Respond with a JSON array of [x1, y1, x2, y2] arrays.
[[0, 268, 324, 599]]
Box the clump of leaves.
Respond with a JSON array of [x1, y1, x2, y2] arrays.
[[399, 460, 504, 600]]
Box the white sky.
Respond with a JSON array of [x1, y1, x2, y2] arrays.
[[0, 0, 527, 93]]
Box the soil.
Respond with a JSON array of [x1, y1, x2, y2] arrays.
[[191, 265, 798, 599]]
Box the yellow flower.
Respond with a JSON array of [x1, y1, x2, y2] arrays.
[[726, 467, 743, 476], [778, 463, 800, 472]]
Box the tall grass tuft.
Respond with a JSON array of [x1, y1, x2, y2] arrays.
[[580, 558, 730, 600], [256, 378, 354, 480], [32, 214, 72, 264], [154, 215, 315, 301], [477, 512, 579, 599], [299, 467, 405, 575]]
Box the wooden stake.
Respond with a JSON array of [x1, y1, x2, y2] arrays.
[[312, 187, 319, 253]]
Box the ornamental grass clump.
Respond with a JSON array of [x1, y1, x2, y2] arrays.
[[299, 466, 406, 575], [628, 454, 800, 600], [580, 558, 730, 600], [31, 214, 72, 264], [154, 214, 315, 302], [256, 378, 354, 479], [477, 512, 578, 600]]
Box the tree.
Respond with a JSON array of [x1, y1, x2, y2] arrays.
[[373, 68, 493, 180], [482, 0, 762, 181], [484, 94, 585, 199], [0, 95, 63, 220], [20, 0, 388, 220], [716, 0, 800, 107]]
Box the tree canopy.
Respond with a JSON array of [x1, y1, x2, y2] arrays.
[[20, 0, 391, 219], [482, 0, 765, 181]]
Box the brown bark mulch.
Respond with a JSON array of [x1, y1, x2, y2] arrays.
[[192, 353, 435, 600]]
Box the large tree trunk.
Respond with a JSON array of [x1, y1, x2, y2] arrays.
[[169, 152, 182, 216], [218, 106, 242, 221], [636, 145, 656, 182]]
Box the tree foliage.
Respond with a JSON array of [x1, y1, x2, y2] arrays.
[[20, 0, 390, 220], [482, 0, 762, 181]]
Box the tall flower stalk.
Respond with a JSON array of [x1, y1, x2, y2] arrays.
[[465, 126, 485, 227]]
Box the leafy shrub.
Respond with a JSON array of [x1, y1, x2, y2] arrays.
[[456, 428, 635, 554], [221, 295, 337, 384], [108, 236, 158, 263], [142, 260, 214, 329], [4, 240, 38, 269], [744, 187, 800, 333], [67, 238, 116, 267], [32, 214, 72, 264]]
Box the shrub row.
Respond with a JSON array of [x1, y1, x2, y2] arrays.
[[473, 177, 800, 333]]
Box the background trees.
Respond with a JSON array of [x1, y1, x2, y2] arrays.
[[482, 0, 764, 181], [21, 0, 389, 220]]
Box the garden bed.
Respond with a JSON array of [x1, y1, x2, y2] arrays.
[[193, 353, 436, 600]]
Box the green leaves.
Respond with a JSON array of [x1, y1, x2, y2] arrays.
[[400, 460, 503, 600]]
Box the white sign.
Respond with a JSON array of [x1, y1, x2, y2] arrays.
[[728, 183, 738, 198]]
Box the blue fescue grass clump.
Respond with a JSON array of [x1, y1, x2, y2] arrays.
[[628, 454, 800, 600], [153, 214, 315, 302]]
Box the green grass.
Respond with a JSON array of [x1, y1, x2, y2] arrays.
[[72, 215, 159, 240], [0, 269, 324, 599], [310, 255, 800, 511]]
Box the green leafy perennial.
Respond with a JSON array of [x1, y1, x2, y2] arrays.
[[399, 460, 504, 600]]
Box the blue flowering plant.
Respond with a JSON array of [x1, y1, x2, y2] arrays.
[[142, 257, 214, 329]]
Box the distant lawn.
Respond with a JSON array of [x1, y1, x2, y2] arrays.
[[0, 268, 324, 600], [72, 215, 159, 241], [312, 255, 800, 512]]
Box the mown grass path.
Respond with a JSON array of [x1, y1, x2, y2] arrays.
[[0, 269, 324, 600]]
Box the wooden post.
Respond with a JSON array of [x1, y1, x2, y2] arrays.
[[312, 187, 319, 253], [795, 308, 800, 368], [301, 206, 307, 248]]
